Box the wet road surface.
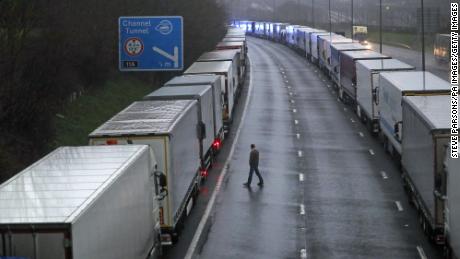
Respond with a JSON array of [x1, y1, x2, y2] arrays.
[[193, 37, 442, 259], [368, 42, 449, 81]]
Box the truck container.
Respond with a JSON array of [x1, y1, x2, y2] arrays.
[[198, 50, 243, 89], [310, 32, 334, 63], [379, 71, 451, 158], [89, 100, 201, 245], [445, 144, 460, 258], [184, 61, 235, 128], [401, 95, 452, 244], [303, 29, 326, 60], [222, 37, 247, 56], [0, 145, 160, 259], [273, 23, 289, 42], [285, 25, 301, 46], [143, 85, 216, 170], [355, 59, 415, 133], [317, 34, 352, 71], [330, 42, 368, 86], [339, 50, 390, 104], [216, 41, 247, 68], [254, 22, 266, 37], [164, 74, 224, 144], [294, 27, 311, 54]]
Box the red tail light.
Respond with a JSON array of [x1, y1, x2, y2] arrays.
[[106, 139, 118, 145], [200, 169, 208, 177], [212, 139, 221, 150]]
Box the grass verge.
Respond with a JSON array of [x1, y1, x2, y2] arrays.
[[52, 78, 153, 148]]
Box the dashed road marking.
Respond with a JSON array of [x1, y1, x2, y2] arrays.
[[289, 92, 293, 96], [298, 150, 303, 157], [337, 98, 340, 102], [380, 171, 388, 179], [416, 246, 427, 259], [295, 120, 299, 125], [300, 204, 305, 215], [296, 133, 300, 139], [291, 99, 295, 104], [300, 249, 307, 259], [350, 118, 355, 123], [293, 108, 297, 113], [369, 149, 375, 155], [359, 132, 364, 137], [395, 201, 404, 211], [344, 107, 348, 111], [299, 173, 304, 182]]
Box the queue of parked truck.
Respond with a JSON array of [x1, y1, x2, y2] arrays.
[[234, 19, 458, 259], [0, 27, 248, 259], [0, 18, 458, 259]]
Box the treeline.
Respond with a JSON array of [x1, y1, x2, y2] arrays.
[[0, 0, 227, 182]]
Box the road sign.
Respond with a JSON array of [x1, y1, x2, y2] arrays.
[[119, 16, 183, 71]]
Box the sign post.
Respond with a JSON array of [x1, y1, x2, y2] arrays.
[[119, 16, 183, 71]]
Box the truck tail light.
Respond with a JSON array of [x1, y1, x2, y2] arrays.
[[200, 169, 208, 178], [106, 139, 118, 145], [212, 139, 221, 150]]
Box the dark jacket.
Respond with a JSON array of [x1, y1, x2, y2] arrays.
[[249, 149, 259, 167]]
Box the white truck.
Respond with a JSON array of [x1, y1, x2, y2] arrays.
[[184, 61, 235, 130], [445, 144, 460, 259], [317, 34, 352, 72], [304, 29, 326, 60], [339, 50, 390, 105], [198, 50, 243, 91], [355, 59, 415, 133], [0, 145, 161, 259], [379, 71, 451, 158], [164, 74, 224, 148], [330, 42, 368, 86], [143, 85, 217, 172], [401, 95, 452, 244], [89, 100, 201, 245], [310, 32, 334, 64], [216, 41, 247, 68]]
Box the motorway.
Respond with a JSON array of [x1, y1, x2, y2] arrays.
[[369, 42, 449, 81], [165, 37, 443, 259]]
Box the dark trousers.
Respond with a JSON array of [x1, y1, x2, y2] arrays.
[[247, 166, 263, 184]]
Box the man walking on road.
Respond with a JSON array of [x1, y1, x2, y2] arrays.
[[243, 144, 264, 187]]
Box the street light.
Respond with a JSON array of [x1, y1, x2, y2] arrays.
[[351, 0, 354, 40], [420, 0, 425, 71], [379, 0, 382, 53]]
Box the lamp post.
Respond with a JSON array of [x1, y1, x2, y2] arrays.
[[312, 0, 315, 27], [420, 0, 425, 71], [329, 0, 332, 36], [379, 0, 382, 53], [351, 0, 354, 40]]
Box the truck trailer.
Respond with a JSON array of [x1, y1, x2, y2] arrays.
[[445, 144, 460, 258], [317, 34, 352, 72], [378, 71, 451, 158], [355, 59, 415, 133], [216, 41, 247, 68], [0, 145, 160, 259], [184, 61, 235, 130], [164, 74, 224, 146], [330, 42, 368, 86], [401, 95, 452, 244], [339, 50, 390, 104], [143, 85, 217, 172], [310, 32, 334, 64], [89, 100, 201, 245], [198, 50, 244, 90]]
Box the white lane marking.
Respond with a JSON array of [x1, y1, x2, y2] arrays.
[[322, 79, 326, 82], [369, 149, 375, 155], [359, 132, 364, 137], [296, 133, 300, 139], [298, 150, 303, 157], [281, 71, 285, 74], [327, 84, 331, 88], [299, 173, 304, 182], [285, 80, 289, 83], [295, 120, 299, 125], [416, 246, 428, 259], [300, 204, 306, 215], [287, 86, 292, 89], [291, 99, 295, 104], [344, 107, 348, 112], [380, 171, 388, 179], [300, 249, 308, 259], [289, 92, 293, 96], [337, 98, 340, 102], [293, 108, 297, 113], [350, 118, 355, 123], [185, 56, 254, 259], [395, 201, 404, 211]]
